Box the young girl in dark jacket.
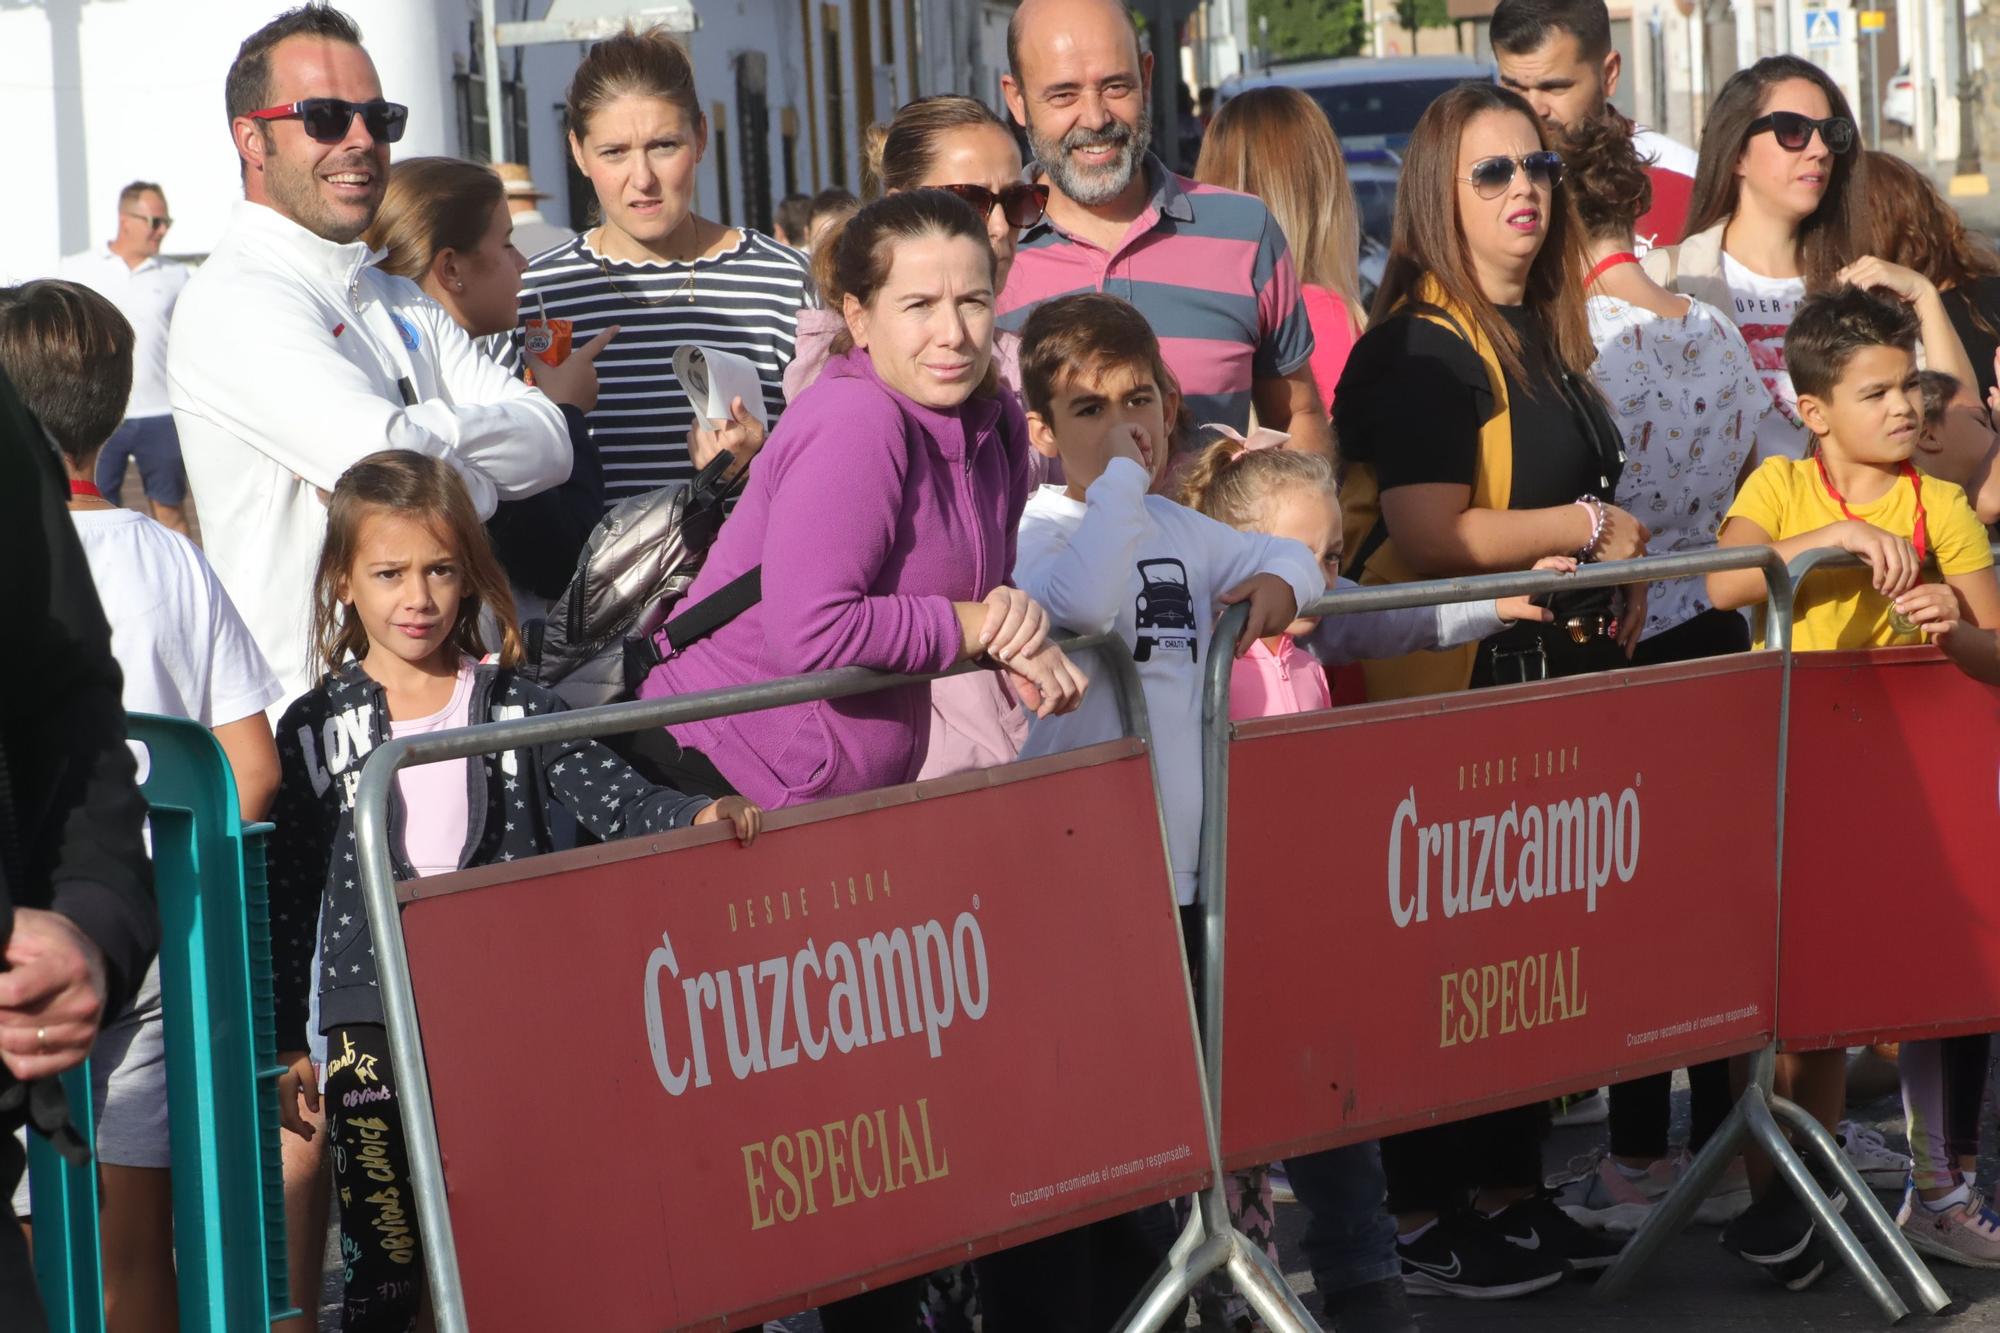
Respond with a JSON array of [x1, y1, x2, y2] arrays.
[[269, 451, 757, 1332]]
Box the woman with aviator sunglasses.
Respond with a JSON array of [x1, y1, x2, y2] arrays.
[[1646, 55, 1979, 463], [1333, 80, 1646, 1300], [785, 95, 1049, 402]]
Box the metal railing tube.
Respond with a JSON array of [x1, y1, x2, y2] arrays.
[[1184, 545, 1799, 1331], [352, 630, 1148, 1333]]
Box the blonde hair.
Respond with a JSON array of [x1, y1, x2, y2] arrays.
[[1178, 436, 1337, 531], [1195, 87, 1362, 329], [364, 157, 505, 283], [565, 25, 700, 138], [311, 452, 523, 676]]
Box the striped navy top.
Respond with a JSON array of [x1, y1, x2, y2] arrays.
[[514, 229, 814, 503]]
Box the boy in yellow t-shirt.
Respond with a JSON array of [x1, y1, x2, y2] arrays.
[[1704, 284, 2000, 1286], [1708, 285, 2000, 667]]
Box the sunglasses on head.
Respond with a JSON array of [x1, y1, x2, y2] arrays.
[[936, 182, 1051, 229], [246, 98, 409, 145], [1748, 110, 1855, 154], [122, 212, 172, 231], [1458, 150, 1564, 199]]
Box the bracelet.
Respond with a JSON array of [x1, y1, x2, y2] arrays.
[[1574, 495, 1607, 561]]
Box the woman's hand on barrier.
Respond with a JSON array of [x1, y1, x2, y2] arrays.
[[1833, 519, 1922, 597], [1218, 573, 1301, 656], [695, 795, 763, 844], [1006, 641, 1088, 718], [977, 586, 1052, 665], [1590, 504, 1652, 563], [277, 1049, 320, 1141], [689, 396, 768, 479], [1616, 583, 1649, 656], [1494, 555, 1579, 623], [527, 326, 618, 412], [1894, 582, 1962, 640]]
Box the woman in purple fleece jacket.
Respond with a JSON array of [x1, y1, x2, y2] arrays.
[[640, 190, 1087, 812]]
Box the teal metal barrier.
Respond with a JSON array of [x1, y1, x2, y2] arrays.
[[27, 1065, 101, 1333], [30, 714, 293, 1331]]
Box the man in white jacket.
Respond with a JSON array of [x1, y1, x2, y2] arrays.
[[169, 5, 580, 702]]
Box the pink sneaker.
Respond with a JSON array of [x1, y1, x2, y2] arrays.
[[1556, 1154, 1673, 1232], [1898, 1186, 2000, 1269]]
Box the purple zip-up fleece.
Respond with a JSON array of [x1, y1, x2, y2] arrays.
[[640, 346, 1031, 807]]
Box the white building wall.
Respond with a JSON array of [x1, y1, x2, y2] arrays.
[[0, 0, 1004, 280]]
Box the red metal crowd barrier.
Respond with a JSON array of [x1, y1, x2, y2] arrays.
[[397, 739, 1209, 1332], [1779, 646, 2000, 1050], [1216, 655, 1783, 1170]]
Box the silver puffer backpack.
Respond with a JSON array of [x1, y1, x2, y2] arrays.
[[521, 451, 760, 708]]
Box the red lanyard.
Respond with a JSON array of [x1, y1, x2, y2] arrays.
[[68, 479, 102, 499], [1583, 252, 1641, 288], [1815, 456, 1928, 562]]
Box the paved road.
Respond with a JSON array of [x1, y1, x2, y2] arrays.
[[308, 1072, 2000, 1330]]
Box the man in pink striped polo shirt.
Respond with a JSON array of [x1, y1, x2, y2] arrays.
[[998, 0, 1333, 461]]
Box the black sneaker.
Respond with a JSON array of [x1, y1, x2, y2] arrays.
[[1769, 1233, 1831, 1291], [1398, 1212, 1566, 1299], [1721, 1189, 1815, 1266], [1322, 1275, 1418, 1332], [1486, 1192, 1628, 1272]]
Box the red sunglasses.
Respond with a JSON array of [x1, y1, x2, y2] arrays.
[[937, 182, 1051, 230], [246, 98, 409, 145]]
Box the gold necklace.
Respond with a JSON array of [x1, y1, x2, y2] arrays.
[[592, 222, 700, 306]]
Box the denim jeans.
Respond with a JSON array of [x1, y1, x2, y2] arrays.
[[1283, 1140, 1399, 1296]]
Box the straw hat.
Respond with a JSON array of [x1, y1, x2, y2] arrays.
[[493, 162, 550, 201]]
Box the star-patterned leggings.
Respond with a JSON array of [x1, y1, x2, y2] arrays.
[[325, 1023, 424, 1332]]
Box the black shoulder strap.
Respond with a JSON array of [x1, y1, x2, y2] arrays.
[[663, 565, 763, 654]]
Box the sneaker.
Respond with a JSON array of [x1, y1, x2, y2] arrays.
[[1721, 1189, 1814, 1266], [1769, 1234, 1830, 1291], [1397, 1213, 1566, 1299], [1897, 1184, 2000, 1269], [1551, 1088, 1609, 1127], [1675, 1149, 1753, 1226], [1488, 1192, 1628, 1271], [1322, 1275, 1418, 1332], [1267, 1162, 1295, 1205], [1838, 1121, 1912, 1189], [1556, 1154, 1674, 1232]]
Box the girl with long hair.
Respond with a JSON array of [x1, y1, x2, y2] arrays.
[[1645, 56, 1977, 462], [1194, 85, 1366, 405], [270, 452, 756, 1332]]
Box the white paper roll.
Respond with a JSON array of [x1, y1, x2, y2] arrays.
[[672, 344, 770, 430]]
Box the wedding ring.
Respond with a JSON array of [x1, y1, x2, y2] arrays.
[[34, 1028, 46, 1053]]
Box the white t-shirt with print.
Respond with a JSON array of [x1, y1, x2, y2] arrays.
[[1720, 252, 1809, 461], [1590, 292, 1772, 639], [69, 507, 282, 725]]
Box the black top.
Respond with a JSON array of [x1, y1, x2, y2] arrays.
[[1943, 276, 2000, 399], [1336, 304, 1610, 509], [488, 403, 604, 601]]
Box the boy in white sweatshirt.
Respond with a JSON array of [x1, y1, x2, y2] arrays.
[[1011, 293, 1325, 908]]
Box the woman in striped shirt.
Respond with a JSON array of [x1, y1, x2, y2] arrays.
[[520, 26, 813, 505]]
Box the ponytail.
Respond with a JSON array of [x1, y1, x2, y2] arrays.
[[1178, 432, 1336, 530]]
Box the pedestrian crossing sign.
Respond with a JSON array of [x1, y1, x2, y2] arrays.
[[1804, 9, 1844, 47]]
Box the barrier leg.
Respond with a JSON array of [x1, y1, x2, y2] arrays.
[[27, 1064, 103, 1333], [1595, 1082, 1756, 1300], [1115, 1225, 1230, 1333], [1226, 1234, 1319, 1333], [1772, 1096, 1951, 1315], [1743, 1093, 1908, 1321]]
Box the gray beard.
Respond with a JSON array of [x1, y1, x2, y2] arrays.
[[1030, 114, 1151, 207]]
